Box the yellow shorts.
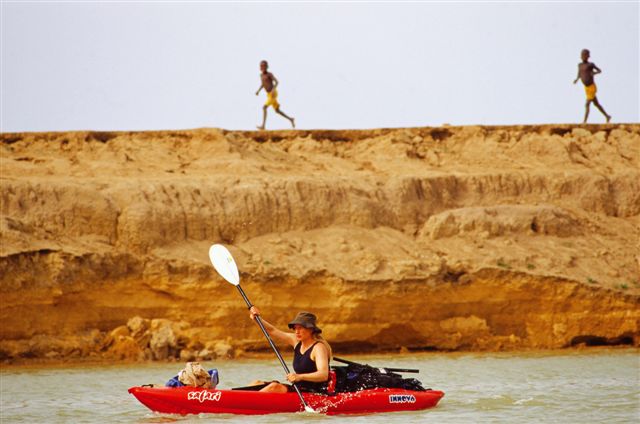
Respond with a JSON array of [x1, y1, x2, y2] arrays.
[[265, 89, 280, 109], [584, 84, 597, 101]]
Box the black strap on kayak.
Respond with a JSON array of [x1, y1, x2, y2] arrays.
[[333, 356, 420, 374], [231, 382, 271, 391]]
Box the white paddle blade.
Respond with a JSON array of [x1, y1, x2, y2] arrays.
[[209, 244, 240, 286]]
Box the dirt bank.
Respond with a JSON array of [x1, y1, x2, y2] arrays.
[[1, 124, 639, 363]]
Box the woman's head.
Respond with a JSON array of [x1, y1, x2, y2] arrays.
[[289, 311, 332, 358]]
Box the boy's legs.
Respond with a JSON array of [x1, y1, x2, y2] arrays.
[[257, 105, 268, 130], [593, 97, 611, 123], [275, 107, 295, 128], [583, 100, 592, 124]]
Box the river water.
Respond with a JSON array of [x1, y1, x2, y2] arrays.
[[1, 349, 638, 423]]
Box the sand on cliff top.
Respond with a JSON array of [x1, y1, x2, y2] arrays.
[[2, 124, 638, 289]]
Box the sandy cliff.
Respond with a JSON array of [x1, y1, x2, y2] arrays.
[[1, 124, 639, 362]]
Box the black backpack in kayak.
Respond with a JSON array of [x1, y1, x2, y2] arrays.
[[331, 357, 427, 393]]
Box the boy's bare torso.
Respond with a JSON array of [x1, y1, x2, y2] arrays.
[[261, 72, 275, 92], [577, 62, 596, 86]]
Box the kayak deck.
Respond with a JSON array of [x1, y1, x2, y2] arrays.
[[128, 386, 444, 415]]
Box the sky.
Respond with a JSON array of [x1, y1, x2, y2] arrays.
[[1, 1, 638, 132]]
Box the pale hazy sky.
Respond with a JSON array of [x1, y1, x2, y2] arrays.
[[1, 1, 638, 132]]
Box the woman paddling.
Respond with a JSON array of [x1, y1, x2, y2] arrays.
[[248, 307, 332, 394]]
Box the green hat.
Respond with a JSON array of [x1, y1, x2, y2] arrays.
[[288, 311, 322, 334]]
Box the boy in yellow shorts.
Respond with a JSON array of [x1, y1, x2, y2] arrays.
[[573, 49, 611, 123], [255, 60, 295, 130]]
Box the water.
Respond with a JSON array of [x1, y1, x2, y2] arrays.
[[1, 349, 638, 423]]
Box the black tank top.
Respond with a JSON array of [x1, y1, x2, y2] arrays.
[[292, 342, 328, 393]]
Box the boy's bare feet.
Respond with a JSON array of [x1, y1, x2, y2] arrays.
[[606, 115, 611, 123], [256, 125, 265, 130]]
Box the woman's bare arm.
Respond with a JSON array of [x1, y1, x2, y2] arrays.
[[249, 306, 296, 347]]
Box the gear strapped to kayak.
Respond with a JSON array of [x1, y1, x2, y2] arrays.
[[331, 357, 428, 393], [165, 362, 219, 389]]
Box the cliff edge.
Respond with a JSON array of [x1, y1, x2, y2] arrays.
[[1, 124, 639, 362]]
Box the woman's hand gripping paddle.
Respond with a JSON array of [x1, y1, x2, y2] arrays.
[[208, 244, 315, 413]]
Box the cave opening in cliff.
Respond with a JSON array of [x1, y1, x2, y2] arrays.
[[569, 335, 634, 347]]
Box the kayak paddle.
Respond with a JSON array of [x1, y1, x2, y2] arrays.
[[208, 244, 315, 413]]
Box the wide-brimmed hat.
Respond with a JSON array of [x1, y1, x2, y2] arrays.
[[288, 311, 322, 334]]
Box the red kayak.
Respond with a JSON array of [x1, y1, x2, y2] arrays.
[[128, 386, 444, 415]]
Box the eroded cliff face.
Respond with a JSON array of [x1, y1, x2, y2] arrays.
[[1, 125, 639, 362]]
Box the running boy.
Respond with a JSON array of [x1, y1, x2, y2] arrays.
[[573, 49, 611, 123], [255, 60, 295, 130]]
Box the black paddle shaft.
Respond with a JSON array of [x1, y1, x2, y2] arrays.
[[236, 285, 311, 410]]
